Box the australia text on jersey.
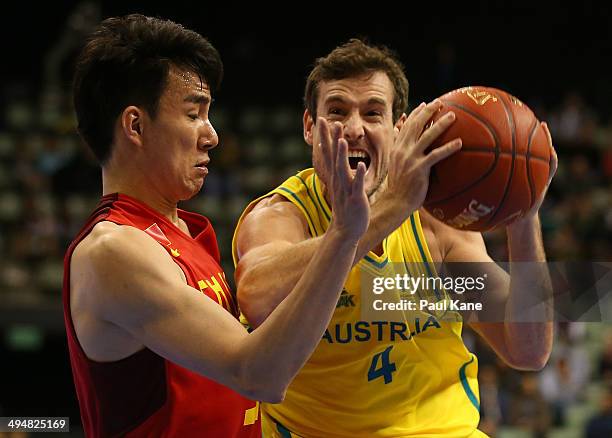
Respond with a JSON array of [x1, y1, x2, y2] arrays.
[[322, 316, 442, 344]]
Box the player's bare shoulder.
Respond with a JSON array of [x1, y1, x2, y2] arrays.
[[249, 194, 307, 224], [72, 222, 148, 281], [69, 222, 150, 361], [71, 222, 138, 316], [70, 221, 124, 290], [236, 194, 310, 258], [70, 221, 188, 361], [71, 221, 186, 314]]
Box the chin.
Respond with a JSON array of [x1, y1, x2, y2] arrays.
[[364, 176, 376, 193], [365, 173, 385, 198], [179, 183, 204, 201]]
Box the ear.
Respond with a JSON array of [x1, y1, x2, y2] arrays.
[[393, 112, 408, 137], [120, 106, 145, 148], [303, 108, 315, 146]]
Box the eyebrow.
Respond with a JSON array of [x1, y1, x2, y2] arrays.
[[324, 95, 349, 105], [184, 94, 211, 105], [323, 95, 388, 107], [365, 97, 388, 107]]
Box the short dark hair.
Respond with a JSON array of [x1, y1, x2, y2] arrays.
[[304, 38, 409, 123], [73, 14, 223, 165]]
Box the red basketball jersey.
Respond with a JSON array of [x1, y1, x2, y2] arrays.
[[63, 193, 261, 437]]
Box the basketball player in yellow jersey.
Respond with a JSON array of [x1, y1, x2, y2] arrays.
[[233, 39, 558, 437]]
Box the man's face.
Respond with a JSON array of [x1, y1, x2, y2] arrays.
[[305, 71, 401, 198], [142, 67, 218, 201]]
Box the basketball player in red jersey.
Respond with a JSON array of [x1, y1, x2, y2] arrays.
[[64, 15, 369, 437]]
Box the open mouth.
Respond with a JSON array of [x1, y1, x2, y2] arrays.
[[348, 150, 371, 170]]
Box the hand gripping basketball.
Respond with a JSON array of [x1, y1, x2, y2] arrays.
[[384, 99, 463, 214]]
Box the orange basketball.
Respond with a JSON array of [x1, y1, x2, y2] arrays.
[[424, 86, 553, 231]]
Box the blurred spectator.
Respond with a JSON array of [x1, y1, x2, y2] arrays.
[[508, 373, 552, 437], [585, 384, 612, 438], [599, 330, 612, 384], [549, 91, 593, 146], [539, 356, 579, 426], [537, 324, 590, 425]]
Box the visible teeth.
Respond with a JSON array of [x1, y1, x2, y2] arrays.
[[348, 150, 368, 159]]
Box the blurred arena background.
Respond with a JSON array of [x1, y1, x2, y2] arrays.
[[0, 2, 610, 437]]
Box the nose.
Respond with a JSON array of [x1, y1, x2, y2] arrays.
[[199, 119, 219, 150], [343, 111, 365, 142]]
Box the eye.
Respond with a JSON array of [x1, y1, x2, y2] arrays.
[[328, 108, 344, 116], [188, 114, 199, 120], [367, 110, 382, 117]]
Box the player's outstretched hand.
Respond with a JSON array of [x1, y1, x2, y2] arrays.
[[317, 117, 369, 241]]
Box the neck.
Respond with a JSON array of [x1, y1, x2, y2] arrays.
[[102, 165, 181, 226]]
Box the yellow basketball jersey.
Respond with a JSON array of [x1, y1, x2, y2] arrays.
[[232, 169, 486, 438]]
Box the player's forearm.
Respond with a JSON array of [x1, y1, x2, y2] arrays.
[[239, 227, 358, 400], [504, 215, 553, 369]]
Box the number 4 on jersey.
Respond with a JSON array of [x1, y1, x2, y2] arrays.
[[368, 346, 396, 384]]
